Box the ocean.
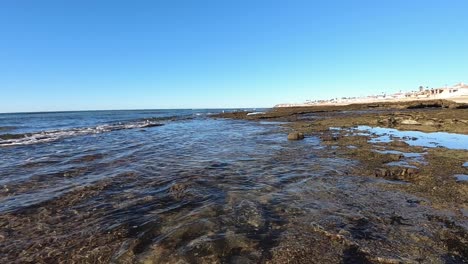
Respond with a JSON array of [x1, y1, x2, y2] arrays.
[[0, 109, 339, 262], [1, 109, 466, 263]]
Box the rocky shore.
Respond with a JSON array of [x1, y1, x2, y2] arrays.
[[213, 99, 468, 263], [0, 104, 466, 263]]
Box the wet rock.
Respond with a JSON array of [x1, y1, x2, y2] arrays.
[[229, 255, 252, 264], [342, 245, 372, 264], [73, 153, 106, 163], [404, 168, 420, 177], [402, 136, 418, 141], [423, 120, 436, 126], [169, 183, 188, 200], [287, 132, 304, 140], [211, 111, 250, 119], [374, 167, 419, 181], [406, 199, 421, 205], [406, 100, 453, 109], [401, 119, 421, 125], [234, 200, 264, 229], [159, 219, 218, 259], [379, 116, 398, 127], [348, 217, 379, 240], [208, 162, 230, 169], [321, 134, 340, 141], [141, 123, 163, 128], [224, 230, 252, 251], [390, 140, 409, 147], [223, 230, 260, 262], [267, 228, 346, 263], [0, 133, 27, 140], [183, 235, 218, 259], [390, 214, 411, 225], [387, 154, 404, 161]]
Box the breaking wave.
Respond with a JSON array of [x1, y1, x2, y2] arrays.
[[0, 120, 163, 147]]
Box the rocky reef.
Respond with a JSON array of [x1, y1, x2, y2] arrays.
[[211, 99, 468, 263]]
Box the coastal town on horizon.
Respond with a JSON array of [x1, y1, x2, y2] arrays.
[[276, 82, 468, 107]]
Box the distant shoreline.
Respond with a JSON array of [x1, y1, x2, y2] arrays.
[[276, 82, 468, 107], [275, 95, 468, 108]]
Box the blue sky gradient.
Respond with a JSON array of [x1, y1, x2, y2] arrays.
[[1, 0, 467, 112]]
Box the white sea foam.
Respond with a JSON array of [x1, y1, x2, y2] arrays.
[[247, 112, 266, 116], [0, 120, 162, 147]]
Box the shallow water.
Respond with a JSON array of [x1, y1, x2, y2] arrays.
[[373, 150, 424, 158], [374, 150, 427, 167], [0, 111, 466, 263], [0, 110, 332, 262], [356, 126, 468, 150], [455, 174, 468, 182]]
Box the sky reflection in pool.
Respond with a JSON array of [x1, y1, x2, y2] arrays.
[[356, 126, 468, 150], [455, 174, 468, 182]]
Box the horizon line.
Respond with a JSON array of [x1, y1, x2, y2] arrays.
[[0, 106, 271, 115]]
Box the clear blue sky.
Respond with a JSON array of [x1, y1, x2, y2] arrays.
[[1, 0, 467, 112]]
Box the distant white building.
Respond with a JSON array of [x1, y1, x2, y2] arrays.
[[431, 82, 468, 98]]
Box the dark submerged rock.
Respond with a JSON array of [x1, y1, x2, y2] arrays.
[[321, 134, 340, 141], [0, 133, 28, 140], [234, 200, 264, 230], [141, 123, 163, 128], [287, 132, 305, 140], [374, 167, 419, 181], [169, 183, 188, 200], [390, 140, 410, 147]]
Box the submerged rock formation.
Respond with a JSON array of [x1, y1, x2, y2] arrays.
[[287, 132, 304, 140]]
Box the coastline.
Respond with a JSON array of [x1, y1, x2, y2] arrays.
[[0, 104, 466, 263], [213, 99, 468, 262], [274, 83, 468, 107], [214, 99, 468, 133], [275, 95, 468, 107]]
